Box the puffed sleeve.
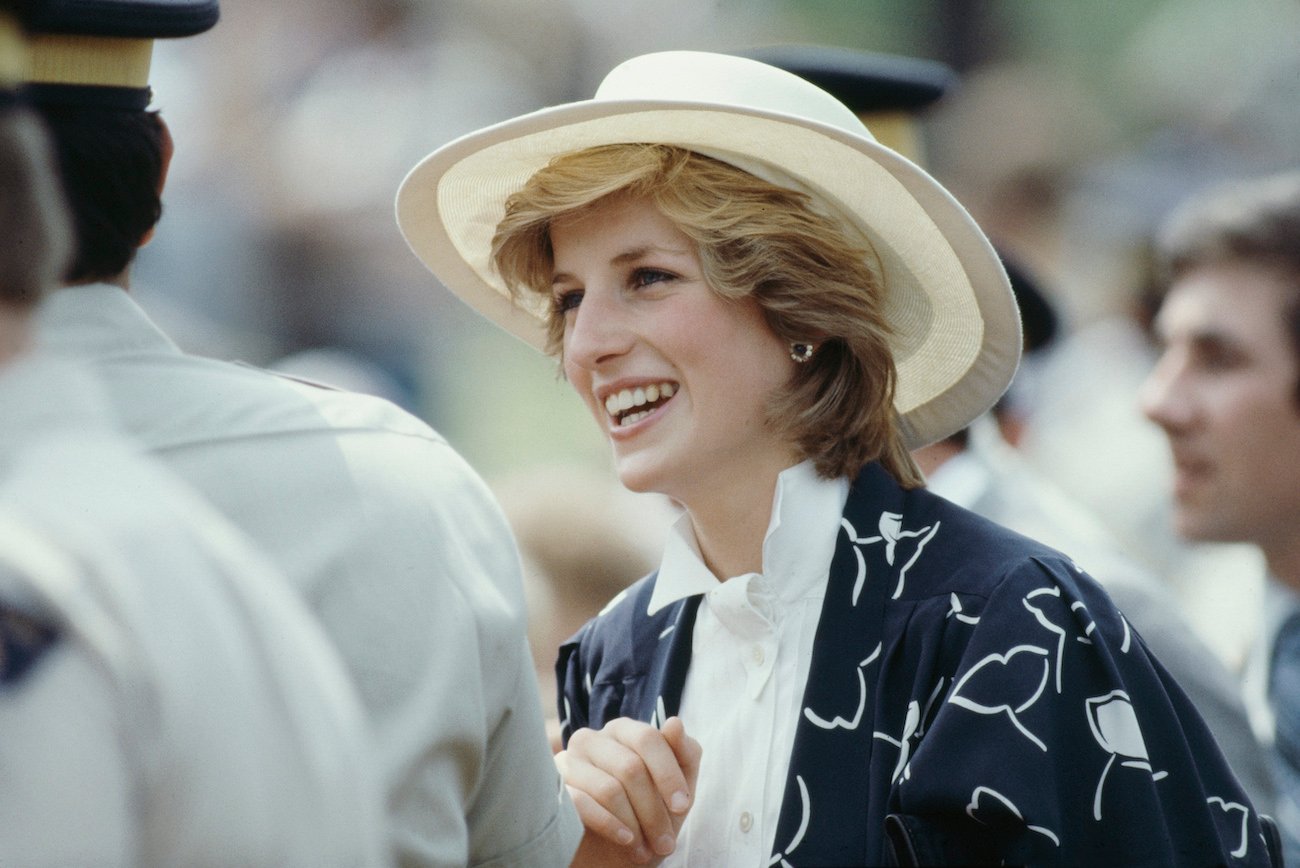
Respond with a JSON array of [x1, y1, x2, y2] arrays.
[[887, 556, 1271, 866]]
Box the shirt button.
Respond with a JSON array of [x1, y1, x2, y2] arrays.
[[739, 811, 753, 833], [751, 645, 765, 666]]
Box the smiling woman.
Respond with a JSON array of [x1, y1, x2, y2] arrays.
[[396, 50, 1276, 867]]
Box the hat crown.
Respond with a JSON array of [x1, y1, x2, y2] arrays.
[[595, 50, 871, 141]]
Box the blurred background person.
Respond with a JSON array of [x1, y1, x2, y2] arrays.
[[21, 0, 579, 864], [923, 1, 1299, 669], [1140, 171, 1300, 865], [0, 8, 386, 865]]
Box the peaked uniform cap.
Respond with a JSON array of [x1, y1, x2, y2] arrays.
[[740, 44, 955, 114], [22, 0, 217, 107], [395, 50, 1021, 450], [26, 0, 218, 37]]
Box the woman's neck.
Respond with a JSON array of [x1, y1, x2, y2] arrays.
[[681, 461, 793, 580]]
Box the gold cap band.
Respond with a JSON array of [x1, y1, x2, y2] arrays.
[[0, 13, 25, 86], [860, 111, 925, 166], [27, 33, 153, 88]]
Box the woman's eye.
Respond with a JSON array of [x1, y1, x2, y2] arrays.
[[553, 289, 583, 314], [631, 268, 674, 288]]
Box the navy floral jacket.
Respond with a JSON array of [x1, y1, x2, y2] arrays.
[[558, 463, 1272, 866]]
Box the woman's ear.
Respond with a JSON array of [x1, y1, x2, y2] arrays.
[[137, 116, 174, 249]]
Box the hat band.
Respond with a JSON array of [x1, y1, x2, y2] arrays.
[[27, 34, 153, 89], [0, 13, 24, 86]]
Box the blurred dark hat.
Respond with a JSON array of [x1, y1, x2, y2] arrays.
[[740, 44, 955, 164], [742, 44, 954, 112], [21, 0, 218, 109], [1000, 252, 1058, 355]]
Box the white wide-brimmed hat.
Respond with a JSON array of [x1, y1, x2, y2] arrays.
[[396, 50, 1020, 449]]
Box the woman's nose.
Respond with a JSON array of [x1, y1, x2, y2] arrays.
[[563, 290, 632, 370]]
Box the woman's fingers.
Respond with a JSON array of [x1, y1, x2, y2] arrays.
[[563, 723, 675, 855], [660, 716, 702, 817], [556, 750, 640, 850], [603, 718, 694, 823], [560, 719, 700, 858]]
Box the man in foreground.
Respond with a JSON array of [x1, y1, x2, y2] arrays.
[[21, 1, 578, 864], [0, 11, 386, 862]]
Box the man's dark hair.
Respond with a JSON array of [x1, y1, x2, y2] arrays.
[[32, 104, 165, 283], [1157, 172, 1300, 408]]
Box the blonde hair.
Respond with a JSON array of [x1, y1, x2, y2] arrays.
[[492, 143, 922, 487]]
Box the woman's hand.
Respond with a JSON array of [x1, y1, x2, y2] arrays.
[[558, 716, 702, 866]]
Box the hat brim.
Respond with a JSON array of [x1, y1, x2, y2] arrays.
[[396, 97, 1019, 450]]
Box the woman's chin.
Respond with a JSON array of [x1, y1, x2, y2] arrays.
[[611, 457, 671, 497]]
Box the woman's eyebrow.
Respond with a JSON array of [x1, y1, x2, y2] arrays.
[[611, 244, 689, 264]]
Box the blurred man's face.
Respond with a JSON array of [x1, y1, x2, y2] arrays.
[[1141, 262, 1300, 552]]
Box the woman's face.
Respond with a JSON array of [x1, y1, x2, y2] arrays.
[[550, 194, 798, 506]]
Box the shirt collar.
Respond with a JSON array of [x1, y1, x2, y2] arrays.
[[1242, 572, 1300, 742], [34, 284, 180, 360], [647, 460, 849, 615]]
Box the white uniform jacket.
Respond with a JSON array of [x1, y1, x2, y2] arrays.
[[35, 285, 581, 868], [0, 356, 387, 867]]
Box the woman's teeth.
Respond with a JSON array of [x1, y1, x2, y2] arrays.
[[605, 382, 676, 425]]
